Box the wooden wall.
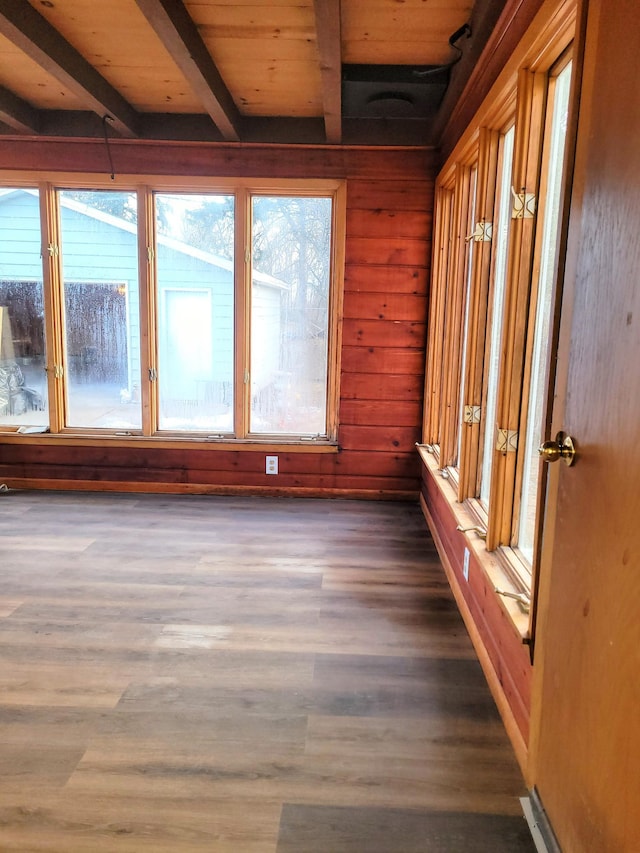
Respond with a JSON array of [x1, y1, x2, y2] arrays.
[[0, 140, 434, 499], [420, 467, 532, 770], [527, 0, 640, 847]]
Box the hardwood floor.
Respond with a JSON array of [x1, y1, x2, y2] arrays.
[[0, 490, 535, 852]]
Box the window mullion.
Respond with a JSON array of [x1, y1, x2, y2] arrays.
[[487, 68, 547, 550], [324, 183, 345, 444], [39, 182, 65, 433], [234, 187, 250, 439], [139, 185, 156, 435]]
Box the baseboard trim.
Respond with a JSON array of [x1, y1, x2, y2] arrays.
[[521, 789, 561, 853], [0, 477, 418, 502]]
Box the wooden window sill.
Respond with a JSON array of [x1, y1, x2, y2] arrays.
[[0, 430, 340, 453], [418, 445, 530, 640]]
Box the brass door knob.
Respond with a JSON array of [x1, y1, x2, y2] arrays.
[[539, 431, 576, 466]]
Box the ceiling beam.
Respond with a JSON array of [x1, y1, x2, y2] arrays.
[[313, 0, 342, 144], [0, 111, 431, 147], [0, 84, 40, 133], [134, 0, 241, 142], [0, 0, 139, 137]]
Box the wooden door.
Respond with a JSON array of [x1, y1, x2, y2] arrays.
[[528, 0, 640, 850]]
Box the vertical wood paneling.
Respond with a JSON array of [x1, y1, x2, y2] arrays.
[[0, 141, 434, 498]]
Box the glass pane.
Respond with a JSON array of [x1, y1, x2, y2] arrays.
[[480, 127, 515, 506], [59, 189, 141, 429], [518, 63, 573, 562], [155, 193, 235, 432], [0, 187, 49, 427], [250, 196, 332, 436]]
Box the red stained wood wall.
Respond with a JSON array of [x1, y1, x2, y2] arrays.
[[421, 467, 533, 753], [0, 140, 435, 498]]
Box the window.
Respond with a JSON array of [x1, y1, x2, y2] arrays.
[[423, 37, 575, 599], [0, 179, 344, 444], [480, 127, 515, 508], [154, 192, 235, 433], [427, 163, 478, 472], [59, 189, 141, 430], [455, 167, 478, 474], [516, 61, 573, 563], [0, 188, 49, 427], [250, 195, 332, 437], [423, 187, 454, 453]]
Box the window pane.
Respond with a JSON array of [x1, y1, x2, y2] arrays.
[[0, 188, 49, 427], [59, 190, 141, 429], [480, 127, 515, 506], [250, 196, 332, 436], [155, 193, 235, 432], [518, 63, 572, 561]]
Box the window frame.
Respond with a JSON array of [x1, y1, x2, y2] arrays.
[[421, 0, 578, 620], [423, 184, 454, 458], [511, 51, 574, 565], [477, 124, 516, 513], [0, 174, 346, 449], [484, 66, 550, 558], [457, 128, 500, 502], [440, 163, 475, 476]]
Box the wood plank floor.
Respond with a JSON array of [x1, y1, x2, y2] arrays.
[[0, 490, 535, 852]]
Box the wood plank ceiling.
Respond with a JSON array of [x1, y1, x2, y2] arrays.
[[0, 0, 494, 146]]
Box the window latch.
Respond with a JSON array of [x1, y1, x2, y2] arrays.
[[511, 188, 536, 219], [456, 524, 487, 540], [496, 428, 518, 453], [495, 587, 530, 612], [415, 442, 435, 453], [465, 220, 493, 242], [463, 405, 481, 424], [148, 367, 157, 381]]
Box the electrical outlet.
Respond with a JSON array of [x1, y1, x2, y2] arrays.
[[265, 455, 278, 475], [463, 547, 470, 581]]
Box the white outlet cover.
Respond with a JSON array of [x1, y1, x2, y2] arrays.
[[266, 455, 278, 475]]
